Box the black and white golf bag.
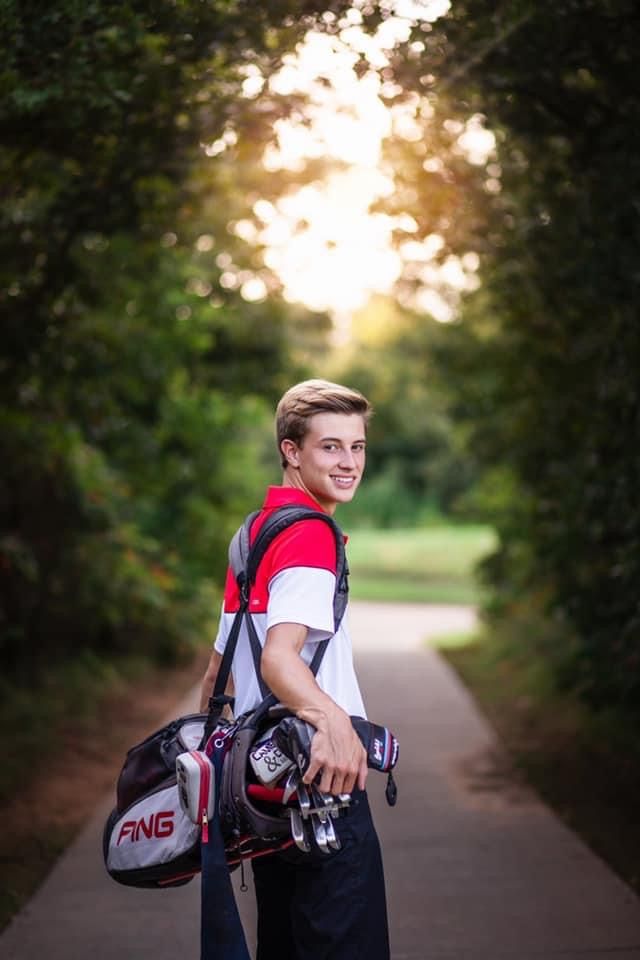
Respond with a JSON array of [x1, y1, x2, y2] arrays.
[[103, 504, 399, 889]]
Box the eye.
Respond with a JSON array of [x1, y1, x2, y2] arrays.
[[352, 442, 366, 452]]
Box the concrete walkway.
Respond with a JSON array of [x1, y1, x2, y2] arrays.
[[2, 601, 640, 959]]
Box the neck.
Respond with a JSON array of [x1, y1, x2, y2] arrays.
[[281, 471, 334, 515]]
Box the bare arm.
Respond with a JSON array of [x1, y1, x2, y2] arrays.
[[261, 623, 367, 795]]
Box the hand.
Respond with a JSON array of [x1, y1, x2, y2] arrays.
[[297, 705, 368, 795]]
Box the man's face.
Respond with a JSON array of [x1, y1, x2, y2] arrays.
[[282, 412, 367, 514]]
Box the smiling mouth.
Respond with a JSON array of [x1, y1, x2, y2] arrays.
[[331, 476, 356, 486]]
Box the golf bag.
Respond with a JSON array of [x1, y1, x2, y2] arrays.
[[103, 712, 211, 888], [103, 504, 349, 888]]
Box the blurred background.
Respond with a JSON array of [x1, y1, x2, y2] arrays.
[[2, 0, 639, 923]]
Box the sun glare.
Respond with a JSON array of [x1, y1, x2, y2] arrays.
[[220, 1, 494, 334], [255, 169, 403, 314]]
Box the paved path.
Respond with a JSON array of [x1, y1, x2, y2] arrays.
[[2, 601, 640, 959]]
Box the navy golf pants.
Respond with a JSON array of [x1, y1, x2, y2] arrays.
[[251, 791, 390, 960]]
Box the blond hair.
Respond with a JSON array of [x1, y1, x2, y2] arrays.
[[275, 379, 372, 468]]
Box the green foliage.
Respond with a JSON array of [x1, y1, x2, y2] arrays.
[[339, 462, 437, 529], [417, 0, 640, 708], [0, 0, 345, 682], [6, 0, 638, 717], [331, 300, 482, 526], [325, 0, 640, 708]]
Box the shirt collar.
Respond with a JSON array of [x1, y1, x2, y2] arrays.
[[262, 485, 328, 513], [261, 486, 348, 543]]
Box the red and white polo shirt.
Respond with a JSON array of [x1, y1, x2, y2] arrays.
[[214, 486, 366, 718]]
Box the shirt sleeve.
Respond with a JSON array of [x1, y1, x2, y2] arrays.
[[266, 566, 336, 640], [267, 518, 338, 578]]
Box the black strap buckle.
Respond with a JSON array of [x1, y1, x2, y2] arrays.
[[237, 572, 249, 605], [208, 693, 234, 713]]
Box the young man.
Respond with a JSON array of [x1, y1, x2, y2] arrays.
[[199, 379, 390, 960]]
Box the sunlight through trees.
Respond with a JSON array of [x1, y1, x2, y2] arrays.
[[2, 0, 639, 711]]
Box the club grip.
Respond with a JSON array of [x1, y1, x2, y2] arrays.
[[274, 716, 399, 774]]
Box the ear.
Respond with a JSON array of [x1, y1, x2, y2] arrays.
[[280, 438, 300, 468]]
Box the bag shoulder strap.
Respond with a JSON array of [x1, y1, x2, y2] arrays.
[[241, 505, 348, 632], [228, 509, 261, 601], [210, 505, 348, 712]]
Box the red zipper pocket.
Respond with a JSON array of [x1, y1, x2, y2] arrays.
[[190, 751, 212, 844]]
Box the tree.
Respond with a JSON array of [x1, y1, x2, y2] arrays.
[[330, 297, 480, 526], [0, 1, 351, 677], [384, 0, 640, 706]]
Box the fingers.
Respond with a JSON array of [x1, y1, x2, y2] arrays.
[[344, 743, 367, 795], [321, 765, 338, 795], [303, 753, 323, 788], [306, 761, 353, 795], [357, 754, 368, 792], [336, 767, 356, 796], [302, 732, 366, 796]]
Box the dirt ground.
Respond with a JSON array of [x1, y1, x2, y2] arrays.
[[0, 649, 210, 931]]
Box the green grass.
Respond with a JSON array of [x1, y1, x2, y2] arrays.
[[346, 525, 496, 605], [428, 629, 479, 649]]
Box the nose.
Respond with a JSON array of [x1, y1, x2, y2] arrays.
[[338, 448, 357, 470]]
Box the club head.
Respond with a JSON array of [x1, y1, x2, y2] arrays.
[[310, 784, 330, 822], [323, 815, 341, 851], [282, 768, 299, 805], [297, 780, 312, 817], [289, 808, 310, 852], [310, 814, 330, 853]]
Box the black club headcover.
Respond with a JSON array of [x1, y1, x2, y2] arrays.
[[273, 716, 399, 776]]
